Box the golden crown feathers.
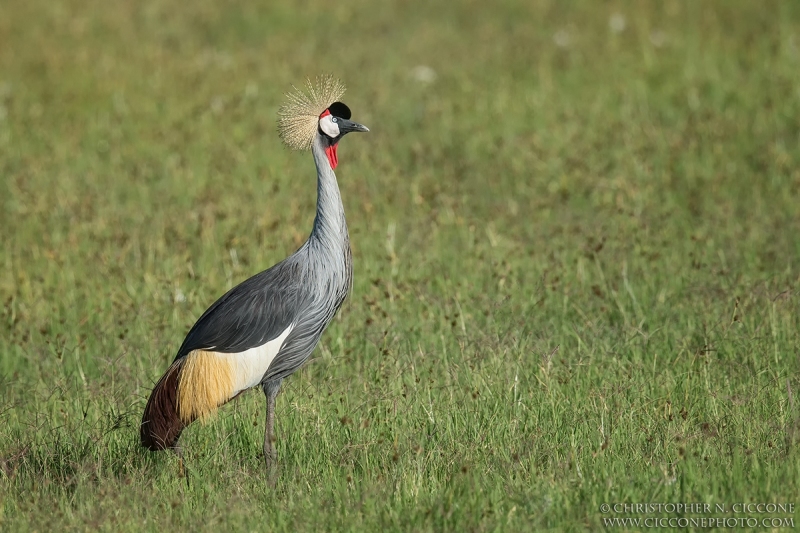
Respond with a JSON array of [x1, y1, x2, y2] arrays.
[[277, 75, 346, 151]]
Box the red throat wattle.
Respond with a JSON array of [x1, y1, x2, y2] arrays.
[[325, 144, 338, 169], [319, 108, 339, 169]]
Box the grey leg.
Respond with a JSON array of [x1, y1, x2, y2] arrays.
[[262, 379, 282, 472], [172, 443, 189, 488]]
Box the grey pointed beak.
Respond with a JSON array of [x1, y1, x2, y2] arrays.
[[340, 119, 369, 133]]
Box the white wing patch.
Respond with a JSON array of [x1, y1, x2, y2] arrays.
[[229, 324, 294, 394]]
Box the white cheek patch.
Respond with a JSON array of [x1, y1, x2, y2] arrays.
[[319, 114, 340, 138]]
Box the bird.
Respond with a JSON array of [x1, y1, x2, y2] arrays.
[[140, 75, 369, 471]]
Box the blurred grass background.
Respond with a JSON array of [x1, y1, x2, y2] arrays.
[[1, 0, 800, 530]]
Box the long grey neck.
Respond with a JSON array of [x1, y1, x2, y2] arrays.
[[309, 134, 348, 247]]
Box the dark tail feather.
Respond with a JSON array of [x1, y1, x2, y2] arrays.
[[141, 361, 186, 451]]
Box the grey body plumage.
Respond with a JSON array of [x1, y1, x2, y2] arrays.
[[139, 78, 368, 472], [177, 133, 353, 383]]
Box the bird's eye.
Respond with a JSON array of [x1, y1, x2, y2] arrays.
[[331, 117, 338, 123]]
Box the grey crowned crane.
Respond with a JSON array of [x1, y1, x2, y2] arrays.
[[140, 76, 368, 469]]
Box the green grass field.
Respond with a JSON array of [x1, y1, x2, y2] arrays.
[[2, 0, 800, 530]]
